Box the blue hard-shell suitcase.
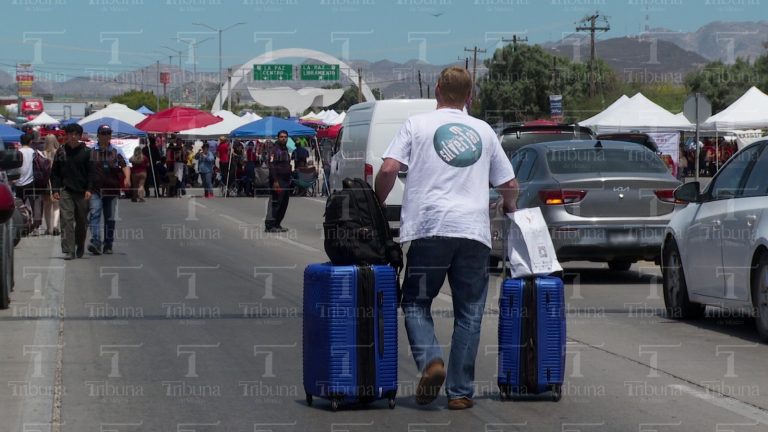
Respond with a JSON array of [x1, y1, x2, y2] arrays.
[[498, 276, 566, 401], [303, 263, 398, 411]]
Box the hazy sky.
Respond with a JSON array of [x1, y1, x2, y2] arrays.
[[1, 0, 764, 80]]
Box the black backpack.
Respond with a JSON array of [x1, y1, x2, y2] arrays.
[[324, 178, 403, 271], [32, 151, 52, 190]]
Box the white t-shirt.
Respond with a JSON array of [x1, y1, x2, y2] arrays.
[[382, 108, 515, 247], [17, 147, 35, 187]]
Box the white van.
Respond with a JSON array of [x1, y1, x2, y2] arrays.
[[329, 99, 437, 220]]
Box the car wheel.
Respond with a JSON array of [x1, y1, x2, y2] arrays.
[[662, 240, 704, 320], [608, 260, 632, 271], [751, 254, 768, 342]]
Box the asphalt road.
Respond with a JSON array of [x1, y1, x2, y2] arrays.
[[2, 192, 768, 432]]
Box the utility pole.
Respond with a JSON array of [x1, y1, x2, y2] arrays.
[[576, 11, 610, 98], [418, 70, 423, 98], [227, 68, 232, 112], [357, 68, 362, 103], [464, 46, 486, 104], [156, 60, 160, 110], [501, 34, 528, 52]]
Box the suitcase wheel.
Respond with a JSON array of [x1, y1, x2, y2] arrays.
[[388, 398, 396, 409], [551, 384, 562, 402], [330, 399, 340, 412], [305, 393, 313, 406]]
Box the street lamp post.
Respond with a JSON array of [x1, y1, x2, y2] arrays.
[[192, 21, 245, 108], [161, 45, 185, 104], [182, 37, 214, 108]]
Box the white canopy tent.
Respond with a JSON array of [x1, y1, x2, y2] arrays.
[[580, 93, 693, 133], [78, 103, 146, 126], [26, 112, 60, 126], [177, 110, 250, 137], [578, 95, 630, 129], [703, 86, 768, 131], [327, 111, 345, 125], [241, 112, 263, 123]]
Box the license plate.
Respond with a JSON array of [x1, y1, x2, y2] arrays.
[[609, 231, 637, 245]]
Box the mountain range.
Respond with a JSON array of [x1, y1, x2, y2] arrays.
[[1, 21, 766, 102]]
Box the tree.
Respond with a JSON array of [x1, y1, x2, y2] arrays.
[[684, 58, 763, 113], [477, 44, 617, 123], [110, 90, 169, 112]]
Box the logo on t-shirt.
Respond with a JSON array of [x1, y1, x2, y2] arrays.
[[433, 123, 482, 167]]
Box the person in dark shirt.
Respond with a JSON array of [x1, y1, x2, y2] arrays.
[[264, 130, 292, 232], [291, 141, 310, 168], [50, 123, 92, 260]]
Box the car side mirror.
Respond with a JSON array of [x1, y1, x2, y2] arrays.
[[674, 182, 701, 203]]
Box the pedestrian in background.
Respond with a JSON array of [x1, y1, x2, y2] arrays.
[[42, 133, 60, 235], [87, 125, 130, 255], [375, 66, 518, 410], [195, 142, 215, 198], [51, 123, 92, 260], [264, 130, 292, 233], [129, 146, 148, 202]]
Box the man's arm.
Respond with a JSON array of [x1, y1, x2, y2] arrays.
[[374, 158, 401, 205], [496, 178, 520, 213]]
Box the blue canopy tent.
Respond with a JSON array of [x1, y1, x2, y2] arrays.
[[136, 105, 154, 115], [230, 116, 316, 138], [0, 124, 23, 142], [81, 117, 147, 137]]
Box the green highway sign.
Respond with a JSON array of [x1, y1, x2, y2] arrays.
[[300, 64, 340, 81], [253, 64, 293, 81]]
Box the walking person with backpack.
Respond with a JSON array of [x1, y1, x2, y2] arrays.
[[263, 130, 292, 233], [374, 67, 519, 410], [51, 123, 92, 260], [87, 125, 130, 255]]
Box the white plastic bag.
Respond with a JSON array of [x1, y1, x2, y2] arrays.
[[505, 207, 562, 278]]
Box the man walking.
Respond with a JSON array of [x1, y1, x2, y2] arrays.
[[51, 123, 92, 260], [264, 130, 292, 233], [375, 67, 519, 410], [87, 125, 130, 255]]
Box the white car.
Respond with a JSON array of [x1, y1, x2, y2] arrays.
[[662, 139, 768, 341]]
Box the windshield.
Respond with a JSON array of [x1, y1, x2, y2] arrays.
[[546, 147, 669, 174], [501, 131, 593, 157]]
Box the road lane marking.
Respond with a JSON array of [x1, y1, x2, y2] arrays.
[[218, 214, 246, 225], [191, 201, 208, 208], [274, 236, 321, 253], [669, 384, 768, 425]]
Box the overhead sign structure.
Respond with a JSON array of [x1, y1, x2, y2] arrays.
[[253, 64, 293, 81], [300, 64, 340, 81]]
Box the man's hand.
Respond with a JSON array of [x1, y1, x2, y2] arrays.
[[52, 192, 60, 201], [84, 191, 92, 200], [123, 178, 131, 189]]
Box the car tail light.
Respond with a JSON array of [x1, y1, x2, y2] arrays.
[[364, 163, 373, 186], [654, 189, 680, 204], [539, 189, 587, 205]]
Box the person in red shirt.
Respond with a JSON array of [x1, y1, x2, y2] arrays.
[[217, 136, 230, 195]]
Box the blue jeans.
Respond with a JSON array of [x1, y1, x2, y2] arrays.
[[89, 193, 117, 248], [200, 172, 212, 194], [401, 236, 490, 400]]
